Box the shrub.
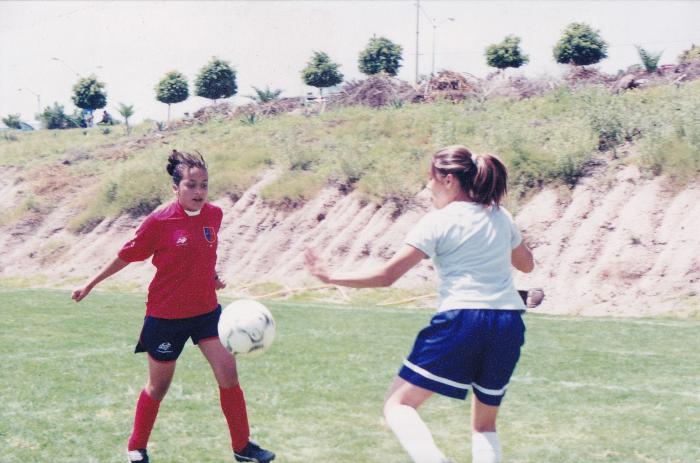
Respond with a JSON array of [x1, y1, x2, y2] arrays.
[[2, 114, 22, 129], [636, 46, 663, 73]]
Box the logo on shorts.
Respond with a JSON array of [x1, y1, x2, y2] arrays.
[[203, 227, 216, 243], [156, 342, 173, 353]]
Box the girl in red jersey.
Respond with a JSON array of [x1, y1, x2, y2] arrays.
[[73, 150, 274, 463]]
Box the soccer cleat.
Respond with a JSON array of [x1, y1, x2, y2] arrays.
[[127, 448, 149, 463], [234, 440, 276, 463]]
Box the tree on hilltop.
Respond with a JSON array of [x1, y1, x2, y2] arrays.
[[72, 75, 107, 123], [553, 22, 608, 67], [155, 71, 189, 123], [195, 57, 237, 103], [301, 51, 344, 97], [358, 36, 403, 77], [486, 35, 529, 71]]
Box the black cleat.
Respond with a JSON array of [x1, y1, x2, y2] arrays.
[[234, 440, 276, 463], [127, 448, 149, 463]]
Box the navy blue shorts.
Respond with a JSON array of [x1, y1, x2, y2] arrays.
[[135, 305, 222, 362], [398, 309, 525, 406]]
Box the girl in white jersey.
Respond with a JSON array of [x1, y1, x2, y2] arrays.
[[305, 145, 534, 463]]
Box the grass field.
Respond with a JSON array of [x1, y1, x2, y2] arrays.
[[1, 287, 699, 463]]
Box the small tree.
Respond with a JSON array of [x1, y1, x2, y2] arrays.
[[2, 114, 22, 129], [486, 35, 529, 71], [301, 51, 344, 97], [246, 86, 283, 104], [553, 22, 608, 67], [195, 57, 237, 103], [117, 103, 135, 134], [358, 36, 403, 76], [39, 103, 78, 130], [636, 46, 663, 73], [155, 71, 189, 123], [71, 75, 107, 123]]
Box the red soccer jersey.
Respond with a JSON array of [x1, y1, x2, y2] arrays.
[[118, 201, 223, 319]]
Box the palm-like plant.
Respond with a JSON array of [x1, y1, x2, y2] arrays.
[[636, 46, 663, 73], [117, 103, 135, 134], [246, 86, 283, 104]]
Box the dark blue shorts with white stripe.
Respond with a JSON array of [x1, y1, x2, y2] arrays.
[[398, 308, 525, 406]]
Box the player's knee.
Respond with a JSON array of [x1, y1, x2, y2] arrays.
[[145, 380, 171, 400]]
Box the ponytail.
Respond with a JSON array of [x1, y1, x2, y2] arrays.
[[431, 145, 508, 207], [471, 154, 508, 207], [166, 149, 207, 185]]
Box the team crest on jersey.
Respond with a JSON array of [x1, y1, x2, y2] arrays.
[[203, 227, 216, 243]]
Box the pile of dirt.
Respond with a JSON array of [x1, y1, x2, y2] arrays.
[[329, 75, 420, 108], [483, 74, 560, 100], [235, 97, 303, 118], [191, 102, 236, 123], [422, 70, 479, 102]]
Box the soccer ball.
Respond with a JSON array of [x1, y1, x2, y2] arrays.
[[218, 299, 276, 357]]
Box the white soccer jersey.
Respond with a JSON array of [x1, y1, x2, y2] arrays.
[[405, 201, 526, 312]]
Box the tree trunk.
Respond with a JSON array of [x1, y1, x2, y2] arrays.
[[167, 104, 171, 124]]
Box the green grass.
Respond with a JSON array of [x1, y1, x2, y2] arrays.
[[1, 288, 699, 462]]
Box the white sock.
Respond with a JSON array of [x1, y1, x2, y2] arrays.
[[384, 404, 448, 463], [472, 432, 501, 463]]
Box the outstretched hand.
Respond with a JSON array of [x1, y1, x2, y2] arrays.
[[304, 249, 331, 284], [72, 286, 92, 302]]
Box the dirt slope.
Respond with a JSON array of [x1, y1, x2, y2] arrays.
[[0, 162, 698, 317]]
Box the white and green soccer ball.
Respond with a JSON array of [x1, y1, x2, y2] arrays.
[[218, 299, 276, 357]]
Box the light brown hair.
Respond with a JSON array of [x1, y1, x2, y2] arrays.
[[431, 145, 508, 207]]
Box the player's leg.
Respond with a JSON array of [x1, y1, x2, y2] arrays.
[[384, 309, 475, 463], [471, 396, 501, 463], [127, 356, 176, 462], [128, 315, 185, 462], [196, 308, 275, 463], [470, 310, 525, 463], [383, 377, 452, 463]]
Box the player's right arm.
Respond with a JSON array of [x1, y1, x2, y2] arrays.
[[73, 213, 159, 302], [72, 257, 130, 302]]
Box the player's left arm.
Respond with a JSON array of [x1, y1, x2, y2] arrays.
[[305, 245, 426, 288]]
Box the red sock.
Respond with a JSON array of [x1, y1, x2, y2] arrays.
[[127, 389, 161, 451], [219, 384, 250, 452]]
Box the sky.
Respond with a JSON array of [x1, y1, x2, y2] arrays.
[[2, 1, 700, 125]]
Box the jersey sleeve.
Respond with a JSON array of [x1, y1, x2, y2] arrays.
[[405, 211, 439, 258], [504, 208, 523, 249], [118, 214, 159, 262], [213, 205, 223, 232]]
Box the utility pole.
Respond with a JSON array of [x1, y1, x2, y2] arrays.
[[415, 0, 420, 84]]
